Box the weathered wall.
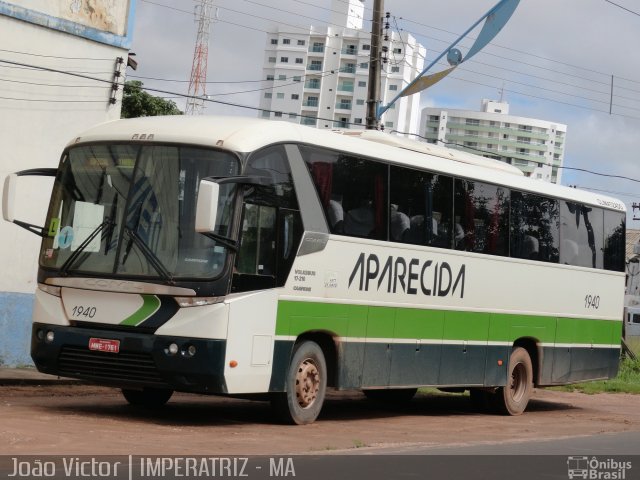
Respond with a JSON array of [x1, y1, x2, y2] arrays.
[[0, 1, 135, 366]]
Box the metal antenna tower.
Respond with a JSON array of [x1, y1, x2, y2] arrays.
[[186, 0, 216, 115]]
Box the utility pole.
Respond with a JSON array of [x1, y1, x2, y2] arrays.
[[366, 0, 384, 130]]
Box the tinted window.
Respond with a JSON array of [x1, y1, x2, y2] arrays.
[[454, 179, 509, 256], [603, 210, 625, 272], [510, 191, 559, 263], [389, 166, 453, 248], [559, 202, 603, 268], [301, 146, 388, 240]]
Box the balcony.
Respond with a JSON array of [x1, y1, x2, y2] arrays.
[[337, 84, 354, 92], [304, 81, 321, 89], [335, 102, 352, 110], [309, 46, 325, 53], [303, 100, 319, 107], [339, 65, 356, 74], [341, 47, 358, 55], [333, 121, 349, 129], [307, 64, 323, 71], [300, 117, 317, 126]]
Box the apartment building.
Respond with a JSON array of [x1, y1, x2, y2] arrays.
[[421, 100, 567, 183], [259, 0, 426, 134]]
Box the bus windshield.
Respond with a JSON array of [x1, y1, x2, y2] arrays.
[[40, 143, 239, 281]]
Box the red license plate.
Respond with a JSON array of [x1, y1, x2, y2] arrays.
[[88, 338, 120, 353]]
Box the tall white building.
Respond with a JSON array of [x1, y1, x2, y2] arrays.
[[259, 0, 426, 134], [421, 99, 567, 183]]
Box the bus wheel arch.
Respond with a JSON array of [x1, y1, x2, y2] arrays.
[[294, 331, 339, 388]]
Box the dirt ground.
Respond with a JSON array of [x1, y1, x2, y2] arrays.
[[0, 385, 638, 455]]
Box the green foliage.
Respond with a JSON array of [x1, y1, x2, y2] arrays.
[[121, 80, 183, 118], [551, 357, 640, 394]]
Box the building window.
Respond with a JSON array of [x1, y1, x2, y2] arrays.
[[389, 84, 398, 91], [261, 111, 270, 118], [266, 74, 274, 81], [293, 76, 301, 82], [264, 92, 272, 98], [283, 38, 290, 45], [274, 111, 283, 118], [297, 39, 305, 46], [291, 94, 299, 100], [356, 99, 365, 105], [359, 62, 368, 69], [278, 74, 286, 80], [465, 118, 479, 126], [358, 81, 366, 87], [268, 57, 276, 63], [354, 118, 362, 124], [295, 58, 303, 64], [277, 92, 285, 99], [362, 44, 370, 50], [391, 66, 400, 73], [280, 57, 289, 63], [385, 121, 393, 128], [270, 39, 277, 45], [289, 113, 297, 119], [393, 48, 402, 54]]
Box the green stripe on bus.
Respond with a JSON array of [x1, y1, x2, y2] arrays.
[[275, 300, 620, 346], [120, 295, 161, 327]]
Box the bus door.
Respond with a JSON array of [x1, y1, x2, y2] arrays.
[[231, 146, 302, 293]]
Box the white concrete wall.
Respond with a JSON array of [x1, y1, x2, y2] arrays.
[[0, 10, 128, 365]]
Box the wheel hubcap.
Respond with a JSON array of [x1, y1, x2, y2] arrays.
[[509, 362, 527, 403], [295, 358, 320, 408]]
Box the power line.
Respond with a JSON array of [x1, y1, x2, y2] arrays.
[[0, 48, 114, 61], [0, 77, 116, 89], [603, 0, 640, 17]]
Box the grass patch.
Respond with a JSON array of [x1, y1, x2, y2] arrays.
[[550, 357, 640, 394]]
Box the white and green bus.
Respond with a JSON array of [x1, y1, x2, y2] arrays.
[[3, 116, 626, 424]]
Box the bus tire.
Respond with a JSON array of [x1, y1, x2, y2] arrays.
[[363, 388, 417, 403], [490, 347, 533, 415], [271, 341, 327, 425], [121, 387, 173, 407]]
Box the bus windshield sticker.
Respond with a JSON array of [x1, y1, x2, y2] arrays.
[[71, 202, 105, 252]]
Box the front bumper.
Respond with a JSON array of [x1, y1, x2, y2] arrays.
[[31, 323, 228, 394]]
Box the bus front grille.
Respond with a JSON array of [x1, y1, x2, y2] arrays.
[[58, 347, 168, 387]]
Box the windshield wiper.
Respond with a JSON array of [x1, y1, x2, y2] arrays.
[[59, 219, 116, 276], [122, 226, 174, 284], [201, 232, 238, 252]]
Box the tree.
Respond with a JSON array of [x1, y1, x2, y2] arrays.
[[121, 80, 183, 118]]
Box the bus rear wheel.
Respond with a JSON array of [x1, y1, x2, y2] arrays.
[[491, 347, 533, 415], [121, 387, 173, 407], [271, 340, 327, 425]]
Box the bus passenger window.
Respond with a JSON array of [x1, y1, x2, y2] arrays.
[[559, 202, 603, 269], [510, 191, 559, 263], [454, 179, 509, 256], [301, 146, 388, 241], [389, 166, 453, 248], [603, 210, 625, 272]]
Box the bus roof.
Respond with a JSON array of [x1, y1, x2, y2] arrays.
[[69, 115, 625, 213]]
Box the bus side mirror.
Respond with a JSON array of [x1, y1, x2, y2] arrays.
[[195, 179, 220, 233], [2, 173, 17, 222]]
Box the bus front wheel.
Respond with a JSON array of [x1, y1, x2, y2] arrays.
[[271, 340, 327, 425], [491, 346, 533, 415], [121, 387, 173, 407]]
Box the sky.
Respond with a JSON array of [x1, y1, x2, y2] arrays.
[[129, 0, 640, 224]]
